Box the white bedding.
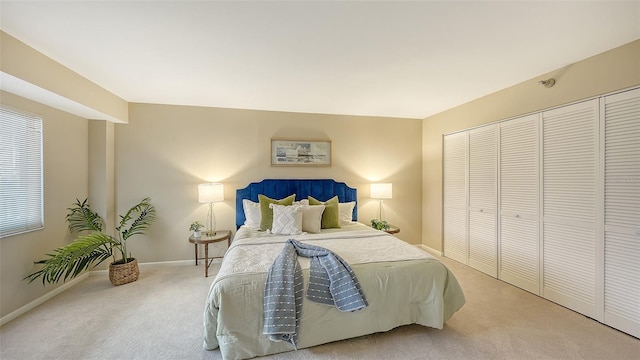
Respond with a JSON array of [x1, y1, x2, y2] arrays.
[[204, 223, 465, 359], [216, 224, 433, 279]]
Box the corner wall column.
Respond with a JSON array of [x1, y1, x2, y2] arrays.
[[89, 120, 115, 237]]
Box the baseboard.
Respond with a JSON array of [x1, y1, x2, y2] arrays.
[[2, 259, 218, 326], [88, 259, 206, 276], [1, 272, 90, 326], [416, 244, 442, 257], [140, 258, 223, 268]]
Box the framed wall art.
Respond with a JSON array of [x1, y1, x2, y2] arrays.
[[271, 139, 331, 166]]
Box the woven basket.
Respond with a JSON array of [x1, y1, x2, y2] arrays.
[[109, 258, 139, 286]]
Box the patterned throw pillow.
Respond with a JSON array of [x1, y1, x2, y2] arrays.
[[270, 204, 303, 235], [259, 194, 296, 231]]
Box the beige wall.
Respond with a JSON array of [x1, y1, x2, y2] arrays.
[[0, 31, 128, 123], [0, 91, 89, 318], [116, 103, 423, 263], [89, 121, 116, 235], [421, 40, 640, 252]]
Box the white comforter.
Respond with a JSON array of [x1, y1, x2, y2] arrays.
[[216, 225, 433, 279], [204, 224, 465, 359]]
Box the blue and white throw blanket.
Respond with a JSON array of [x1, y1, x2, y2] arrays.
[[262, 239, 368, 349]]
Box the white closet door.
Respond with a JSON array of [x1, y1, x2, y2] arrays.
[[499, 114, 540, 294], [603, 88, 640, 337], [468, 125, 497, 277], [443, 131, 468, 264], [542, 99, 599, 317]]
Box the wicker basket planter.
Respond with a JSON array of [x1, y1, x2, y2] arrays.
[[109, 258, 139, 286], [24, 198, 156, 286]]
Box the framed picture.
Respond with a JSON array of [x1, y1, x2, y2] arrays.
[[271, 139, 331, 166]]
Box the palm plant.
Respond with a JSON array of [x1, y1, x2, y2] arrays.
[[25, 197, 156, 285]]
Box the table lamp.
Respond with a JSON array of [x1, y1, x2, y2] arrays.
[[198, 183, 224, 234], [370, 183, 392, 220]]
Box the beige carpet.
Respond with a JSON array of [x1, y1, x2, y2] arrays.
[[1, 256, 638, 360]]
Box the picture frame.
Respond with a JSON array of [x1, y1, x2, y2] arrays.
[[271, 139, 332, 166]]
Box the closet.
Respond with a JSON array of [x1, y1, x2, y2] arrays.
[[602, 89, 639, 337], [467, 125, 497, 277], [541, 99, 599, 318], [443, 131, 468, 265], [499, 114, 539, 295], [442, 87, 639, 338]]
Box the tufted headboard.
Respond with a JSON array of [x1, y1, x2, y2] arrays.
[[235, 179, 358, 228]]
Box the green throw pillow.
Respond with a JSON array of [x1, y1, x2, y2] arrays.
[[259, 194, 296, 231], [308, 196, 340, 229]]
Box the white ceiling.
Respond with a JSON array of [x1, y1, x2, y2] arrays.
[[1, 1, 639, 119]]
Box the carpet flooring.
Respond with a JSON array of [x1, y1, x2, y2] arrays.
[[1, 255, 638, 360]]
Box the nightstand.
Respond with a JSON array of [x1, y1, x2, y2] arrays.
[[188, 230, 231, 277], [384, 225, 400, 235], [370, 224, 400, 235]]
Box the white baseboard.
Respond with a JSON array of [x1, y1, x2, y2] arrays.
[[1, 272, 90, 326], [416, 244, 442, 257], [1, 259, 217, 326], [88, 259, 205, 276]]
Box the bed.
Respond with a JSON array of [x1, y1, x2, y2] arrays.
[[203, 179, 465, 359]]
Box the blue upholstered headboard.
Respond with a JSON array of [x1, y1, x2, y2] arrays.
[[236, 179, 358, 228]]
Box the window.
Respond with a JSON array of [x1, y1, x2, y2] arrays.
[[0, 106, 43, 237]]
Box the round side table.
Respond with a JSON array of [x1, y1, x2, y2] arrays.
[[384, 225, 400, 235], [188, 230, 231, 277]]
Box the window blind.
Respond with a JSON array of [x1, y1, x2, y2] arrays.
[[0, 106, 44, 237]]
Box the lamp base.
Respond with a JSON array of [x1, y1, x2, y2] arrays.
[[378, 199, 385, 221], [206, 203, 217, 235]]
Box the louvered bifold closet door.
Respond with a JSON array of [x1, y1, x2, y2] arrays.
[[468, 125, 497, 277], [603, 88, 640, 337], [443, 131, 468, 264], [542, 99, 599, 318], [499, 114, 540, 294]]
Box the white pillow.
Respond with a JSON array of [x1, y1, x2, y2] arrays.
[[270, 204, 303, 235], [338, 201, 356, 225], [243, 199, 261, 229], [301, 205, 325, 233], [293, 199, 310, 206]]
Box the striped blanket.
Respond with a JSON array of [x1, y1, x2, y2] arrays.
[[262, 239, 368, 348]]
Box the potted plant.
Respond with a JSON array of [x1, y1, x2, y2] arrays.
[[24, 197, 156, 286], [370, 219, 390, 231], [190, 221, 204, 237]]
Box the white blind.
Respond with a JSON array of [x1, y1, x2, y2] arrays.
[[0, 106, 44, 237]]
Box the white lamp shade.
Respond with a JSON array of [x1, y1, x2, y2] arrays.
[[370, 183, 392, 199], [198, 183, 224, 203]]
